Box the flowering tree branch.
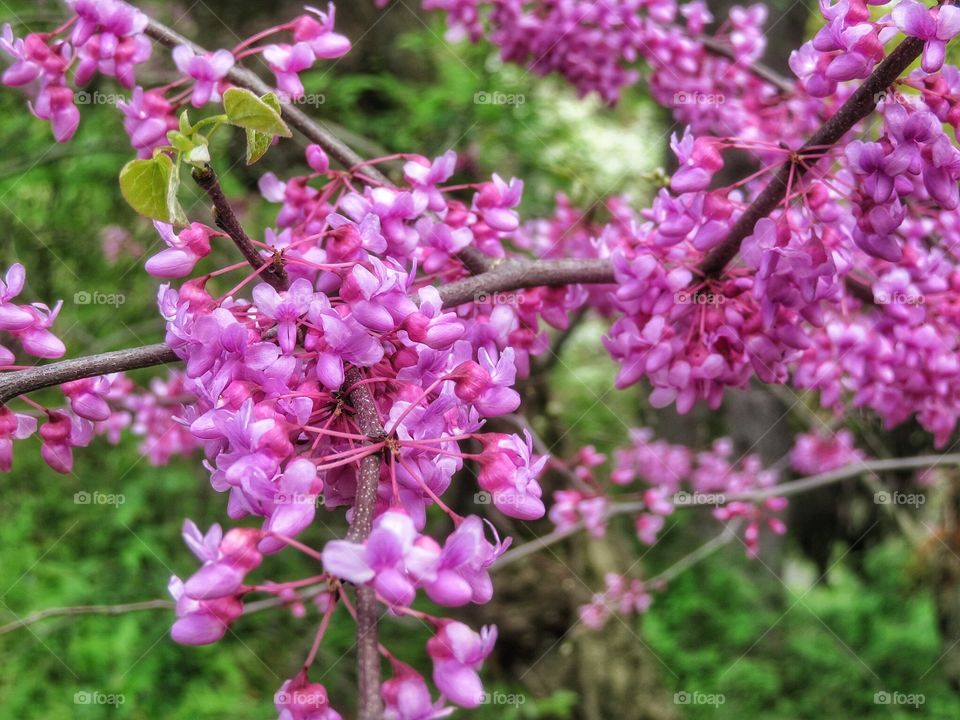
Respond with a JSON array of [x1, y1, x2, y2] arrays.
[[0, 258, 617, 407], [192, 164, 288, 290], [342, 366, 386, 720], [142, 19, 387, 184], [697, 32, 928, 279]]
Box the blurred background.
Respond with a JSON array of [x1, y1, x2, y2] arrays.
[[1, 0, 960, 718]]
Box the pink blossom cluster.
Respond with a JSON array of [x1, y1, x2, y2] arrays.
[[611, 428, 785, 555], [0, 263, 66, 363], [790, 429, 866, 475], [579, 572, 655, 630], [1, 0, 151, 141]]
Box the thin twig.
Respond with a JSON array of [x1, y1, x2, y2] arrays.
[[697, 34, 927, 279], [192, 164, 287, 290]]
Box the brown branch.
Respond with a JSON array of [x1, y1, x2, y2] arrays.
[[192, 164, 287, 290], [0, 599, 174, 635], [700, 36, 795, 93], [0, 343, 178, 406], [142, 19, 388, 185], [0, 259, 617, 407], [342, 365, 385, 720], [697, 34, 927, 279], [436, 257, 615, 307]]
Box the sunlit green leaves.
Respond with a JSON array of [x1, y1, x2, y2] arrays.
[[118, 152, 187, 225], [223, 88, 291, 138]]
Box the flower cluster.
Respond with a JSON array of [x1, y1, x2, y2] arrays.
[[1, 0, 151, 142]]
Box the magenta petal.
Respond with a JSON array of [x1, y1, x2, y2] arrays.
[[20, 328, 66, 358], [433, 661, 484, 708], [322, 540, 374, 583], [171, 612, 228, 645], [184, 563, 244, 599], [146, 248, 197, 278]]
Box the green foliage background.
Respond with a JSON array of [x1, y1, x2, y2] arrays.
[[0, 1, 958, 718]]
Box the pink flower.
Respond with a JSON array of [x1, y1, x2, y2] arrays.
[[172, 45, 235, 106], [322, 511, 440, 607], [893, 0, 960, 72], [145, 222, 214, 278], [477, 431, 547, 520], [427, 621, 496, 708]]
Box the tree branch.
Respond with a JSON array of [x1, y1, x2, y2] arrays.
[[697, 34, 927, 279], [0, 258, 617, 407], [342, 366, 385, 720], [142, 19, 388, 184], [699, 36, 795, 93], [192, 164, 287, 290]]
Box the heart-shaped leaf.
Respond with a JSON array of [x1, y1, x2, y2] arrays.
[[223, 88, 291, 138], [119, 153, 186, 224]]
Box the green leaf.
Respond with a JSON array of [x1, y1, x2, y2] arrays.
[[245, 128, 273, 165], [178, 109, 191, 135], [119, 154, 181, 224], [166, 159, 188, 226], [223, 88, 291, 138]]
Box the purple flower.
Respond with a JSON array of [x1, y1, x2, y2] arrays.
[[253, 278, 317, 354], [292, 4, 352, 59], [426, 621, 497, 708], [145, 222, 213, 278], [117, 86, 177, 156], [477, 430, 547, 520], [382, 665, 453, 720], [321, 511, 439, 607], [893, 0, 960, 72], [172, 45, 235, 107], [425, 516, 508, 606], [263, 42, 316, 99]]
